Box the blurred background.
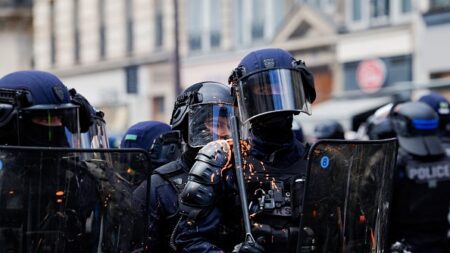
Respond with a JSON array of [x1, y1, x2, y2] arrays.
[[1, 0, 450, 144]]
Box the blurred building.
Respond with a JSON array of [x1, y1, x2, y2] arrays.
[[0, 0, 32, 77], [298, 0, 450, 135], [33, 0, 176, 136], [30, 0, 450, 136]]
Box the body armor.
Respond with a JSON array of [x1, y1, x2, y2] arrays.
[[179, 139, 308, 252]]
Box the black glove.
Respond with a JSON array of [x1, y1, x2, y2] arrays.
[[69, 88, 94, 133], [232, 241, 265, 253], [390, 240, 412, 253]]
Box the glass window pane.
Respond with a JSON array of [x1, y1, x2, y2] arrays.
[[233, 0, 244, 45], [371, 0, 389, 18], [210, 0, 222, 48], [251, 0, 264, 40], [352, 0, 362, 21], [401, 0, 412, 13], [188, 0, 203, 50], [155, 0, 163, 47]]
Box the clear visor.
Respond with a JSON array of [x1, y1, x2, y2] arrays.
[[81, 116, 109, 149], [18, 104, 81, 148], [237, 69, 311, 123], [188, 103, 233, 148]]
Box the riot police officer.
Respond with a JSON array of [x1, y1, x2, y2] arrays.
[[120, 121, 173, 186], [389, 101, 450, 253], [0, 70, 98, 251], [0, 70, 92, 147], [146, 81, 234, 252], [175, 48, 316, 253], [365, 103, 397, 140], [419, 92, 450, 148], [118, 120, 178, 250], [313, 119, 345, 140]]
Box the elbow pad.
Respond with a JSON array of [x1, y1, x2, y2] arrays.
[[179, 140, 231, 220]]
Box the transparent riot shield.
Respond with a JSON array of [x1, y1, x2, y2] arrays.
[[0, 146, 152, 253], [298, 139, 398, 253]]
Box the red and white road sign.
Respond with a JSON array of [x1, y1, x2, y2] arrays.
[[356, 58, 386, 93]]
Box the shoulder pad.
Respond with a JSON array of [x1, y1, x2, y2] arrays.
[[195, 139, 232, 167], [153, 160, 183, 176]]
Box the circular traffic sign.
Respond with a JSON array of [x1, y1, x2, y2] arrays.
[[356, 58, 386, 93]]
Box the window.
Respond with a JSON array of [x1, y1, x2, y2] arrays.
[[430, 0, 450, 11], [251, 0, 264, 41], [209, 0, 221, 48], [233, 0, 287, 46], [125, 65, 138, 94], [370, 0, 389, 19], [187, 0, 222, 52], [74, 0, 80, 63], [187, 0, 204, 51], [99, 0, 106, 59], [155, 0, 163, 48], [125, 0, 134, 54], [352, 0, 362, 21], [401, 0, 412, 13], [49, 0, 56, 65], [152, 96, 165, 121]]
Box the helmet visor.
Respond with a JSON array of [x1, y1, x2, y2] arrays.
[[237, 69, 311, 123], [81, 116, 109, 149], [188, 103, 233, 148], [18, 104, 81, 148]]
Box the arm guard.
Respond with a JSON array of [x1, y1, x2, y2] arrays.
[[179, 140, 232, 220]]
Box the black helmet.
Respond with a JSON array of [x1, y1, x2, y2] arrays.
[[418, 92, 450, 135], [313, 120, 345, 140], [366, 103, 396, 140], [391, 101, 445, 156], [0, 70, 82, 147], [170, 81, 233, 148], [228, 48, 315, 124]]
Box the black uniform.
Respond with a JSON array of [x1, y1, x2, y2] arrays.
[[389, 101, 450, 253], [145, 151, 193, 252], [175, 133, 308, 253], [145, 81, 234, 252], [175, 48, 316, 253]]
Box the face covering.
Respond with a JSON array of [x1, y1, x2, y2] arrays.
[[22, 123, 69, 147], [251, 112, 294, 144]]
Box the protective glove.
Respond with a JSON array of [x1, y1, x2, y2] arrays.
[[69, 88, 94, 133], [232, 241, 265, 253], [390, 240, 412, 253]]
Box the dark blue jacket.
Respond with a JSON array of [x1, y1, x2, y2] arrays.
[[175, 135, 307, 253], [145, 151, 195, 253]]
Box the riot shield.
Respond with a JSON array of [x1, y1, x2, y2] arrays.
[[298, 139, 397, 253], [0, 146, 151, 253]]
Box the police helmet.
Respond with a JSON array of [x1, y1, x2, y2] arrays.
[[0, 70, 82, 147], [228, 48, 315, 123], [120, 121, 171, 151], [366, 103, 396, 140], [391, 101, 445, 156], [418, 92, 450, 134], [313, 120, 345, 140], [170, 81, 233, 148]]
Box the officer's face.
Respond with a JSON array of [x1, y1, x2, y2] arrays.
[[32, 115, 63, 126], [205, 116, 230, 139], [251, 82, 281, 96]]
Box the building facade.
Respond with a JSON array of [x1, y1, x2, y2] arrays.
[[31, 0, 450, 136], [0, 0, 33, 77]]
